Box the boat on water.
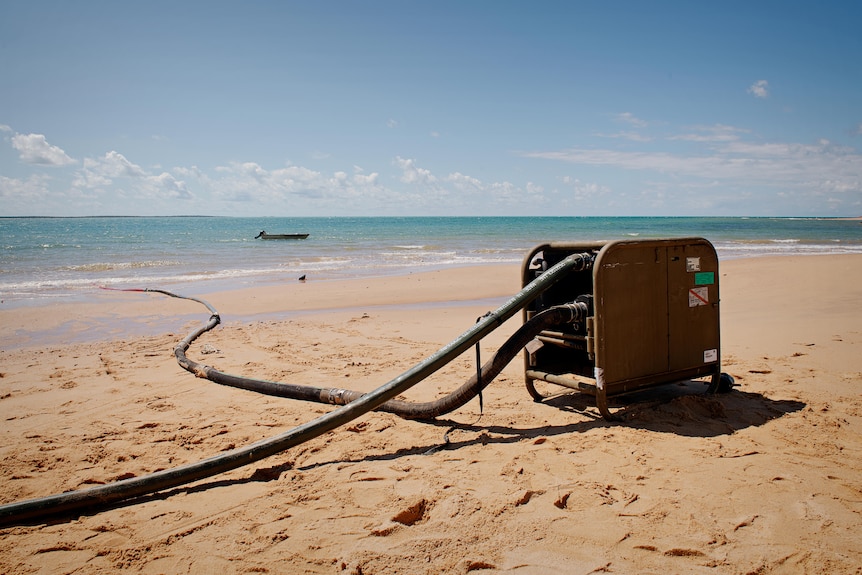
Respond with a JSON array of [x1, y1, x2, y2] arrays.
[[255, 230, 309, 240]]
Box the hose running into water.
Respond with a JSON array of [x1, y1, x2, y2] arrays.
[[0, 253, 592, 527]]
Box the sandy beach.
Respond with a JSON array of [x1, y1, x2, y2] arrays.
[[1, 255, 861, 574]]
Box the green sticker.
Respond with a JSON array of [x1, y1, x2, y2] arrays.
[[694, 271, 715, 285]]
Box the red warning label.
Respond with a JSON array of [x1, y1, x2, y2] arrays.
[[689, 286, 709, 307]]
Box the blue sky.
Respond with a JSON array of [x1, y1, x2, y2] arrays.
[[1, 1, 860, 217]]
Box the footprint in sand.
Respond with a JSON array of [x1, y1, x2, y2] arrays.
[[391, 498, 429, 525]]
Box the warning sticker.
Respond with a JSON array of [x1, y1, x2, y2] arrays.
[[704, 348, 718, 363], [689, 286, 709, 307], [686, 257, 701, 272]]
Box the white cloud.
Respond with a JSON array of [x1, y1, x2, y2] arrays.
[[393, 158, 547, 212], [7, 125, 477, 215], [0, 173, 111, 215], [11, 133, 76, 166], [446, 172, 482, 190], [596, 131, 653, 142], [145, 171, 192, 200], [597, 113, 652, 141], [71, 166, 111, 189], [353, 172, 379, 186], [172, 165, 205, 179], [395, 156, 437, 185], [71, 151, 192, 202], [207, 161, 389, 211], [616, 112, 648, 128], [4, 114, 857, 216], [748, 79, 769, 98], [561, 177, 611, 201], [387, 119, 398, 128], [486, 180, 518, 202], [521, 136, 862, 202], [173, 155, 545, 214], [0, 174, 52, 202], [670, 124, 749, 143], [73, 151, 146, 188], [99, 151, 148, 178]]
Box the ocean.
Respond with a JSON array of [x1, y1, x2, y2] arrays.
[[1, 216, 860, 307]]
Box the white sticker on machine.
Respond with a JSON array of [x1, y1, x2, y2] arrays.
[[689, 286, 709, 307], [686, 257, 701, 272], [704, 348, 718, 363], [594, 367, 604, 390]]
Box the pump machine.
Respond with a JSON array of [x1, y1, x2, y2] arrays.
[[522, 237, 727, 419]]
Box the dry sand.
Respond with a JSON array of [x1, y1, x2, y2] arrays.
[[1, 255, 861, 574]]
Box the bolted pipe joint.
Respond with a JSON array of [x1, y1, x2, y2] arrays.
[[569, 252, 595, 272], [553, 295, 593, 324]]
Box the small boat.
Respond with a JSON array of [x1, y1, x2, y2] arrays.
[[255, 230, 309, 240]]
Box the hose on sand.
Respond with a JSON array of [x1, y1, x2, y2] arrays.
[[0, 253, 592, 527]]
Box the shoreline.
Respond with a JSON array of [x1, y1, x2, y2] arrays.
[[3, 254, 862, 351], [4, 216, 862, 314], [0, 264, 521, 351]]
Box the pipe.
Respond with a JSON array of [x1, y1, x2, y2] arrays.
[[0, 252, 592, 527], [187, 301, 590, 419]]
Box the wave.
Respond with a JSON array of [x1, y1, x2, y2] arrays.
[[4, 214, 862, 308], [715, 241, 862, 258], [62, 260, 181, 272]]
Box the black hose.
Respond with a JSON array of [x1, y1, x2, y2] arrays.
[[0, 253, 592, 527], [186, 302, 589, 419]]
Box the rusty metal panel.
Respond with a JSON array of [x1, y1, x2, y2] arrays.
[[593, 238, 720, 390], [666, 241, 720, 372], [593, 241, 669, 385]]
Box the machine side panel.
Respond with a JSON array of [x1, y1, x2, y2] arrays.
[[667, 242, 720, 372], [594, 244, 669, 384]]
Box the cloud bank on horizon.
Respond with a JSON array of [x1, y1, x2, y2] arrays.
[[1, 2, 860, 217]]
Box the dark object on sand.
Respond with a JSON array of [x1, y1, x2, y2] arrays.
[[522, 237, 730, 420]]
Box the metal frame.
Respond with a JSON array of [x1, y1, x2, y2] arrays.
[[522, 238, 722, 420]]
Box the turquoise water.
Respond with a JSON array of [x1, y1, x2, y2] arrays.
[[1, 216, 860, 306]]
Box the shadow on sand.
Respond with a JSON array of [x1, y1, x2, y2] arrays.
[[541, 379, 806, 437], [292, 380, 805, 471], [29, 382, 803, 526]]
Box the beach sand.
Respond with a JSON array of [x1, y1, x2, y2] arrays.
[[1, 255, 861, 574]]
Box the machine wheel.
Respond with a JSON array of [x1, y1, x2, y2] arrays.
[[716, 372, 735, 393], [707, 372, 735, 394]]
